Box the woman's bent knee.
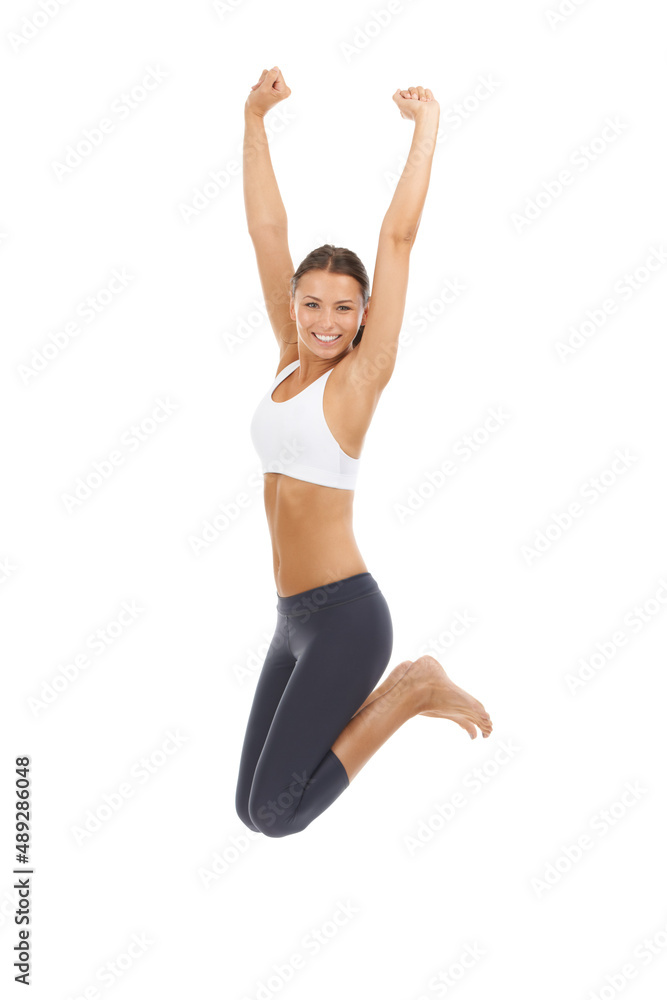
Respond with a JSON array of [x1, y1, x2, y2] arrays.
[[248, 785, 304, 838]]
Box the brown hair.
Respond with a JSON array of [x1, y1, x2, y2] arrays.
[[289, 244, 369, 348]]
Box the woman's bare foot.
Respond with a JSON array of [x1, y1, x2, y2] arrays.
[[407, 655, 493, 739], [350, 659, 413, 719]]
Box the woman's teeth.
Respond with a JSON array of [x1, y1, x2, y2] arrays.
[[313, 333, 341, 342]]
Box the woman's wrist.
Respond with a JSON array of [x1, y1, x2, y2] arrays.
[[244, 104, 266, 124], [413, 103, 440, 130]]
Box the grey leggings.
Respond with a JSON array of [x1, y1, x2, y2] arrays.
[[235, 572, 393, 837]]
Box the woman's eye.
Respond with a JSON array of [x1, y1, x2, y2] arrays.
[[304, 303, 351, 310]]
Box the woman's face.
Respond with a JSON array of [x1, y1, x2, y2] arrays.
[[290, 271, 368, 357]]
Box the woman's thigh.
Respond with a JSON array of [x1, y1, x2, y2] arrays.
[[235, 613, 295, 819], [250, 589, 394, 807]]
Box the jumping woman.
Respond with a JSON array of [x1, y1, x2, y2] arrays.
[[236, 66, 493, 838]]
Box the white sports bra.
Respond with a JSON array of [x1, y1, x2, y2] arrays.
[[250, 359, 360, 490]]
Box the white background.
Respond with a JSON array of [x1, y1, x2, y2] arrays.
[[2, 0, 667, 997]]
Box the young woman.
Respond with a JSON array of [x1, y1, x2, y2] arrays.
[[236, 66, 492, 838]]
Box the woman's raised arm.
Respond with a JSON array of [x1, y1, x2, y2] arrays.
[[243, 66, 292, 232], [348, 87, 440, 389], [243, 67, 298, 355], [381, 87, 440, 243]]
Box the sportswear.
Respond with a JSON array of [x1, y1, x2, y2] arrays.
[[235, 571, 393, 836], [250, 359, 360, 490]]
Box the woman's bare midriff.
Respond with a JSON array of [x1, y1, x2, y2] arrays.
[[263, 472, 368, 597]]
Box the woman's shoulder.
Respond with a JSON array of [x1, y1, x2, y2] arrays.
[[330, 346, 389, 401]]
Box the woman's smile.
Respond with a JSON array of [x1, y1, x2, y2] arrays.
[[312, 332, 342, 343]]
